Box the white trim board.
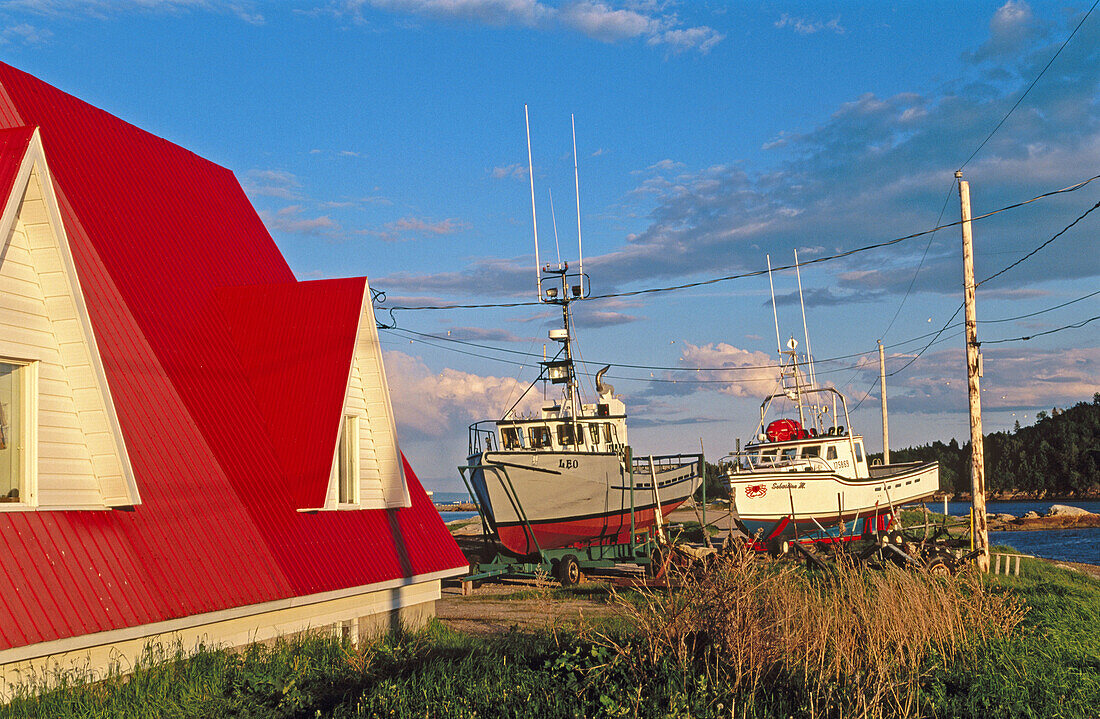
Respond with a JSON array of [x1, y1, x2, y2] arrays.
[[0, 565, 467, 665]]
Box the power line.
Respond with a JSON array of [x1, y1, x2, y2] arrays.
[[959, 0, 1100, 170], [982, 314, 1100, 344], [880, 179, 957, 340], [977, 198, 1100, 288], [981, 288, 1100, 323], [380, 175, 1100, 311]]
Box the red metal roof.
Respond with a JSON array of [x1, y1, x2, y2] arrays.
[[0, 126, 33, 204], [0, 63, 467, 652]]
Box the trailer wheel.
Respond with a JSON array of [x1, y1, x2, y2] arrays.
[[557, 554, 582, 586], [924, 554, 952, 576]]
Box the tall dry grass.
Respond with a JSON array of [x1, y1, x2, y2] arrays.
[[604, 547, 1027, 718]]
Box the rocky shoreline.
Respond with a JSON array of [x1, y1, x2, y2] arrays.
[[987, 504, 1100, 531]]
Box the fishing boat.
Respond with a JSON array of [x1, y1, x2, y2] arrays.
[[462, 109, 702, 558], [464, 264, 704, 557], [725, 257, 939, 547]]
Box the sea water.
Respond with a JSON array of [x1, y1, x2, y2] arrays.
[[943, 500, 1100, 564]]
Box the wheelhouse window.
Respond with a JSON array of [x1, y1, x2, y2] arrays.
[[557, 423, 576, 446], [802, 445, 820, 458], [603, 423, 613, 444], [337, 415, 359, 505], [529, 426, 551, 449], [0, 361, 23, 503], [781, 447, 798, 462], [854, 442, 864, 464], [826, 446, 838, 461], [501, 426, 523, 450]]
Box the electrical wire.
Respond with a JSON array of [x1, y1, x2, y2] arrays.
[[982, 314, 1100, 344], [880, 179, 957, 340], [959, 0, 1100, 170], [379, 175, 1100, 311], [977, 198, 1100, 288]]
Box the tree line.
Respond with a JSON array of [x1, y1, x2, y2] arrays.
[[871, 394, 1100, 496]]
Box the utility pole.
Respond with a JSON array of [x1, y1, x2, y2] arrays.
[[878, 340, 890, 465], [957, 170, 990, 572]]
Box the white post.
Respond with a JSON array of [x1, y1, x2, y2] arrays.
[[957, 170, 990, 572], [878, 340, 890, 465], [648, 456, 666, 543]]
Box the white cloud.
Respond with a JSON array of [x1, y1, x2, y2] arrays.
[[259, 205, 340, 236], [243, 169, 302, 200], [887, 346, 1100, 414], [774, 13, 844, 36], [7, 0, 264, 23], [664, 342, 778, 398], [490, 162, 528, 179], [1, 22, 52, 44], [384, 350, 543, 436], [334, 0, 722, 53]]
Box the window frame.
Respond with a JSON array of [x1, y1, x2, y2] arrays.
[[337, 414, 360, 507], [0, 358, 38, 511]]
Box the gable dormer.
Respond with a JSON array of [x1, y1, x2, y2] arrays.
[[0, 127, 139, 510]]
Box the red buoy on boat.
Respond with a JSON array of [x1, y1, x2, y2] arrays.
[[765, 418, 808, 442]]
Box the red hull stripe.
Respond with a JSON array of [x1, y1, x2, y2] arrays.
[[496, 499, 686, 555]]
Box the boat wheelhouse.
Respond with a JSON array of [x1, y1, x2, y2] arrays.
[[463, 264, 703, 557]]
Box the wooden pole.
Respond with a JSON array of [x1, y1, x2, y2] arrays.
[[957, 171, 990, 572], [878, 340, 890, 465]]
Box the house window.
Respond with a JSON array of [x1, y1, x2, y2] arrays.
[[0, 361, 26, 504], [338, 415, 359, 505], [557, 423, 576, 446]]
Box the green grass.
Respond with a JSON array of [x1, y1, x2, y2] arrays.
[[4, 560, 1098, 718]]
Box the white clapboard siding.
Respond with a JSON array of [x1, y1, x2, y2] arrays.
[[0, 164, 136, 509], [355, 286, 408, 508], [326, 283, 408, 510]]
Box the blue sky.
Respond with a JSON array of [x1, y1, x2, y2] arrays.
[[3, 0, 1098, 492]]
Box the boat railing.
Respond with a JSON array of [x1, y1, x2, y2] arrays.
[[468, 421, 497, 455], [722, 450, 833, 474], [630, 452, 703, 472]]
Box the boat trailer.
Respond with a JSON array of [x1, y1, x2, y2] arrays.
[[455, 453, 711, 590]]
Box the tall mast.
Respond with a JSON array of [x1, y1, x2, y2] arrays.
[[767, 255, 781, 356], [525, 104, 542, 299], [572, 114, 584, 297], [794, 249, 816, 389]]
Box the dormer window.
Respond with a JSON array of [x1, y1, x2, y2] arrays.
[[0, 359, 34, 507], [337, 415, 359, 506]]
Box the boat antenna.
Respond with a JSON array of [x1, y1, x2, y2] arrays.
[[525, 104, 543, 301], [549, 188, 562, 265], [793, 249, 817, 389], [767, 254, 781, 356], [572, 113, 583, 297]]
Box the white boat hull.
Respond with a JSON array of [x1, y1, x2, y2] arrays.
[[727, 461, 939, 542], [467, 450, 703, 556]]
